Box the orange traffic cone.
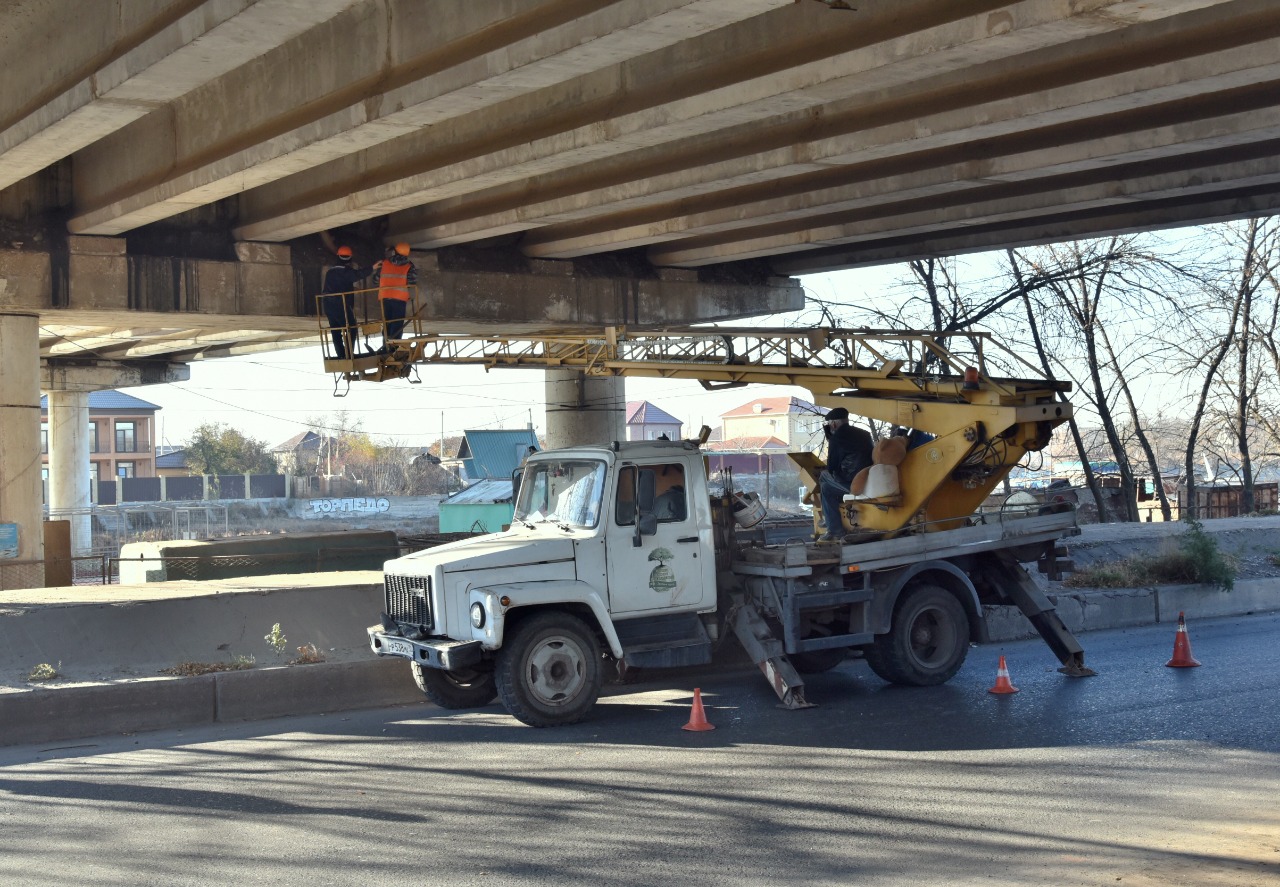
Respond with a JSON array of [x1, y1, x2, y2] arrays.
[[1165, 611, 1201, 668], [682, 687, 716, 731], [988, 655, 1019, 694]]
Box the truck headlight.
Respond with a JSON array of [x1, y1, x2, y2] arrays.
[[470, 602, 486, 629]]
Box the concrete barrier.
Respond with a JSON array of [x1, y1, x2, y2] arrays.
[[0, 659, 422, 747]]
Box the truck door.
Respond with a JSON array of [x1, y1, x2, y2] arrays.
[[607, 462, 709, 616]]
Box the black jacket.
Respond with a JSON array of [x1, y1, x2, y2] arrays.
[[322, 264, 369, 295], [825, 423, 873, 485]]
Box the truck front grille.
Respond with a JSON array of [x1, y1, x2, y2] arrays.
[[384, 573, 432, 629]]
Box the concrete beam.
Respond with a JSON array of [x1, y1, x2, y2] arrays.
[[234, 0, 1239, 244], [41, 360, 190, 392], [649, 144, 1280, 265], [768, 182, 1280, 274], [503, 91, 1280, 258], [530, 25, 1280, 260], [0, 310, 43, 588], [0, 0, 359, 194], [70, 0, 788, 236]]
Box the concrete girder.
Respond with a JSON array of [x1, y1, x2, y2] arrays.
[[69, 0, 789, 236], [234, 0, 1219, 243], [518, 94, 1280, 258], [649, 151, 1280, 266], [40, 327, 191, 358], [0, 0, 359, 194], [40, 360, 190, 392], [514, 27, 1280, 260], [771, 183, 1280, 274]]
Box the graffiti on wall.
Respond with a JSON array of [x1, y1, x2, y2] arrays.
[[309, 497, 391, 515]]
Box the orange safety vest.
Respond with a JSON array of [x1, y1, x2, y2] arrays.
[[378, 260, 413, 301]]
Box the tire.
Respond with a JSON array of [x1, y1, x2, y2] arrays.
[[864, 584, 970, 686], [412, 662, 497, 709], [789, 646, 849, 674], [495, 611, 603, 727]]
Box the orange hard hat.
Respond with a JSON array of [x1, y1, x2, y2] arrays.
[[336, 245, 353, 259], [393, 242, 411, 257]]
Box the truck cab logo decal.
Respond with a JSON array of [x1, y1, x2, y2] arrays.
[[647, 546, 677, 592]]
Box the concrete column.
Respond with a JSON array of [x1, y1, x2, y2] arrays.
[[544, 369, 624, 449], [47, 390, 92, 556], [0, 311, 44, 588]]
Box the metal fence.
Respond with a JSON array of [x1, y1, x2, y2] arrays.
[[0, 556, 117, 591]]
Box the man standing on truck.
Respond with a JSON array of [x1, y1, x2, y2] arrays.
[[818, 406, 873, 541], [373, 242, 417, 349], [320, 245, 370, 359]]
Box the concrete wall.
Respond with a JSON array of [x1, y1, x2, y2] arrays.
[[118, 530, 400, 583]]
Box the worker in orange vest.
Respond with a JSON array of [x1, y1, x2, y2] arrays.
[[372, 242, 417, 350]]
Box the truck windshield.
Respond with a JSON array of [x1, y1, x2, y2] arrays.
[[514, 459, 608, 529]]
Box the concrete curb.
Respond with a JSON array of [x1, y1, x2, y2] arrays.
[[984, 577, 1280, 642], [0, 658, 422, 748]]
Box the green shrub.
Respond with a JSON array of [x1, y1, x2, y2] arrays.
[[1065, 520, 1234, 590]]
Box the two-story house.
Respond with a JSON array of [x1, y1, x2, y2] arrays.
[[40, 390, 159, 501], [718, 396, 824, 451]]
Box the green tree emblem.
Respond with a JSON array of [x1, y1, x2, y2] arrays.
[[648, 547, 677, 593]]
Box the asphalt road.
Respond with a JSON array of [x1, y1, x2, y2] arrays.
[[2, 614, 1278, 887]]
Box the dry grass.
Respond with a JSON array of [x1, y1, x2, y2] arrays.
[[289, 643, 326, 665], [159, 656, 255, 677]]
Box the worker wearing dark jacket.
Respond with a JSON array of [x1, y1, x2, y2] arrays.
[[321, 246, 370, 359], [818, 406, 873, 541], [373, 242, 417, 348]]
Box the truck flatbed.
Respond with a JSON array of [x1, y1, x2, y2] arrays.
[[733, 510, 1079, 577]]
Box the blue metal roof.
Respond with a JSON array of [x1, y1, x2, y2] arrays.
[[39, 390, 161, 412], [155, 448, 188, 469], [457, 429, 539, 480]]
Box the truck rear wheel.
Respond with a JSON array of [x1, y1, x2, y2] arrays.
[[864, 584, 969, 686], [412, 663, 497, 709], [495, 612, 603, 727]]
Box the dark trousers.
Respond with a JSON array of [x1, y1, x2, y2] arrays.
[[381, 297, 408, 343], [322, 293, 357, 359]]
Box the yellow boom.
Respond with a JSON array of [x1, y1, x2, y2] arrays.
[[322, 322, 1071, 536]]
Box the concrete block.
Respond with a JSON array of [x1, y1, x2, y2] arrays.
[[234, 242, 291, 264], [530, 258, 572, 276], [237, 261, 294, 315], [1049, 588, 1157, 632], [0, 250, 52, 308], [410, 250, 439, 271], [192, 260, 238, 313], [69, 253, 127, 310], [0, 677, 215, 747], [1157, 578, 1280, 622], [657, 267, 698, 282], [68, 235, 127, 256], [214, 658, 422, 722]]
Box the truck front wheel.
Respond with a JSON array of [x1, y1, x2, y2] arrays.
[[495, 612, 603, 727], [864, 584, 969, 686], [412, 663, 497, 709]]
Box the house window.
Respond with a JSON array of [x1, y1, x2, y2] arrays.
[[117, 462, 136, 478], [40, 425, 48, 454], [89, 421, 99, 454], [115, 421, 137, 453]]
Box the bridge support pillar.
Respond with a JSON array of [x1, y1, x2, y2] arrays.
[[47, 390, 92, 556], [544, 369, 624, 449], [0, 311, 45, 588]]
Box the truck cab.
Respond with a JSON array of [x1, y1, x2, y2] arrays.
[[369, 440, 722, 726]]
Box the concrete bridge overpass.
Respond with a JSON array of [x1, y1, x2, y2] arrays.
[[3, 0, 1279, 578]]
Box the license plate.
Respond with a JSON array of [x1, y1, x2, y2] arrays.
[[382, 637, 413, 658]]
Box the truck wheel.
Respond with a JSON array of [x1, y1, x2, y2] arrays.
[[412, 663, 497, 709], [789, 647, 849, 674], [495, 612, 603, 727], [864, 584, 969, 686]]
